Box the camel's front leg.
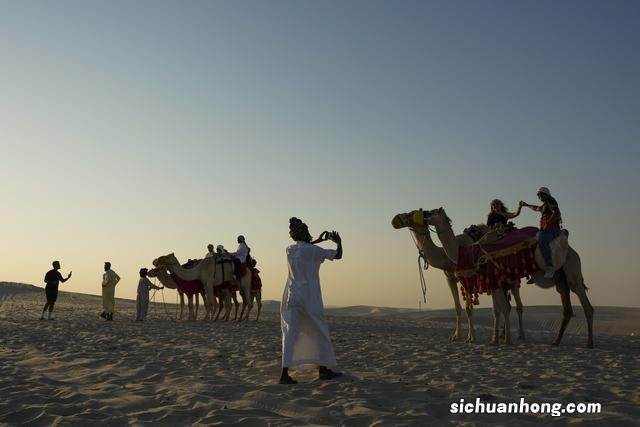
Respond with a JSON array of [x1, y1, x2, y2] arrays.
[[194, 294, 200, 320], [178, 292, 185, 321], [445, 273, 464, 341], [510, 283, 525, 340], [204, 281, 216, 321], [223, 290, 232, 321], [214, 294, 223, 321], [187, 296, 195, 321], [232, 293, 239, 321], [499, 289, 511, 344]]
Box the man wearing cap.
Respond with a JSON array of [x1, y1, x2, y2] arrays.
[[520, 187, 562, 279]]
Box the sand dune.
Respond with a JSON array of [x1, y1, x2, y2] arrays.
[[0, 282, 638, 425]]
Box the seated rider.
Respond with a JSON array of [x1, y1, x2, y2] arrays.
[[231, 235, 250, 278], [520, 187, 562, 279], [487, 199, 522, 228]]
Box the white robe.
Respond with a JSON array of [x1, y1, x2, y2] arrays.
[[281, 241, 337, 370]]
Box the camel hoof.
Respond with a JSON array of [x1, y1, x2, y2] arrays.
[[587, 341, 594, 349], [449, 332, 461, 341], [551, 340, 560, 346]]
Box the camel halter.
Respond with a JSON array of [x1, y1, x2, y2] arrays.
[[409, 227, 431, 303]]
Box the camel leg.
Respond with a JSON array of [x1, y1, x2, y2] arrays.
[[255, 292, 262, 321], [553, 278, 573, 346], [178, 292, 185, 320], [445, 272, 464, 341], [573, 285, 594, 348], [500, 289, 511, 344], [214, 295, 223, 321], [242, 276, 253, 321], [223, 291, 232, 321], [243, 290, 253, 322], [490, 293, 501, 345], [187, 296, 195, 321], [194, 294, 200, 320], [233, 293, 240, 321], [511, 283, 525, 340], [563, 248, 594, 348], [204, 281, 216, 321]]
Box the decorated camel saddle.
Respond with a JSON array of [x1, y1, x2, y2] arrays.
[[455, 227, 569, 305], [172, 259, 205, 298]]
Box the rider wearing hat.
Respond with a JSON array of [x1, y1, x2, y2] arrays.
[[520, 187, 562, 279]]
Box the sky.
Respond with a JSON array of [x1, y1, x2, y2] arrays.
[[1, 1, 639, 309]]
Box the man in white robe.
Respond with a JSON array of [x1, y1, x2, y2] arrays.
[[101, 262, 120, 321], [280, 217, 343, 384]]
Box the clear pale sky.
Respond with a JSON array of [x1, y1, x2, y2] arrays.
[[1, 1, 638, 309]]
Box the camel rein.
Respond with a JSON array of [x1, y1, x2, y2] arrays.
[[410, 228, 431, 303]]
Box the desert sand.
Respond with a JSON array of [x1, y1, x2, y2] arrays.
[[0, 281, 638, 426]]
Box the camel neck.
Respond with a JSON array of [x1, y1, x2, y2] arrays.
[[433, 222, 460, 264], [410, 227, 455, 270]]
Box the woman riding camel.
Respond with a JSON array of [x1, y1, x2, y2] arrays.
[[279, 217, 343, 384], [486, 199, 522, 228]]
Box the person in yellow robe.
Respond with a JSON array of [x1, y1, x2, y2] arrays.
[[101, 262, 120, 321]]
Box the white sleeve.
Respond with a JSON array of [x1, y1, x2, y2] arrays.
[[315, 245, 337, 263]]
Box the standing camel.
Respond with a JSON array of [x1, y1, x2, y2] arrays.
[[400, 207, 594, 348], [392, 211, 525, 343], [147, 267, 205, 321], [152, 253, 253, 321]]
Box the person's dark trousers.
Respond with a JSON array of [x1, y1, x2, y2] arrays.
[[538, 228, 561, 267]]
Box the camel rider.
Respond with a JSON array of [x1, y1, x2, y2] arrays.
[[487, 199, 522, 228], [216, 244, 226, 255], [231, 235, 250, 278], [205, 244, 215, 258], [520, 187, 562, 279]]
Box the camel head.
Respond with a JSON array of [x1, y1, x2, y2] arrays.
[[147, 266, 178, 289], [152, 253, 179, 268], [392, 207, 452, 230]]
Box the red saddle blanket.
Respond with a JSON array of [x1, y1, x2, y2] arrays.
[[172, 261, 204, 298], [455, 227, 540, 306]]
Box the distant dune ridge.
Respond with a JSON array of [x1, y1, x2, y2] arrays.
[[0, 281, 638, 425]]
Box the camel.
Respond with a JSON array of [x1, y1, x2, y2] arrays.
[[397, 207, 594, 348], [152, 253, 254, 321], [392, 211, 525, 344], [147, 267, 205, 321], [246, 265, 263, 321]]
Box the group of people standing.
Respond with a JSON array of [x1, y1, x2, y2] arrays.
[[40, 236, 255, 323], [40, 220, 346, 386], [485, 186, 562, 279], [41, 261, 163, 322]]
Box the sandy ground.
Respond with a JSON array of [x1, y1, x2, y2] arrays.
[[0, 282, 638, 426]]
